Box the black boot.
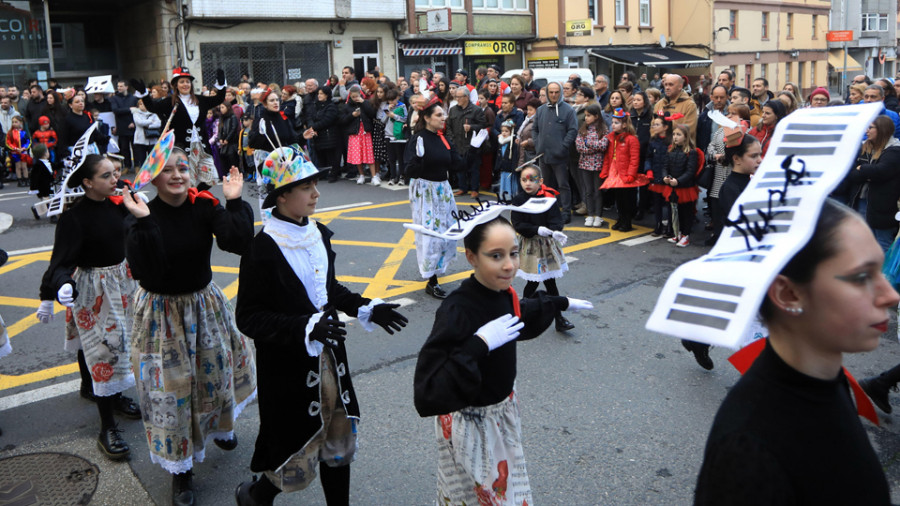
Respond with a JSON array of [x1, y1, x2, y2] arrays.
[[172, 471, 195, 506], [235, 475, 280, 506], [214, 433, 238, 451], [555, 314, 575, 332], [618, 218, 634, 232], [112, 393, 141, 419], [97, 424, 130, 460], [859, 364, 900, 414], [682, 339, 713, 370], [425, 276, 447, 299]]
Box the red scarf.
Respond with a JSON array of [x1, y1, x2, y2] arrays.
[[535, 184, 559, 198], [507, 287, 521, 318], [187, 187, 220, 206], [728, 338, 879, 426], [436, 130, 451, 150]]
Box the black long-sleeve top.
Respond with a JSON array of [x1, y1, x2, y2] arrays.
[[248, 108, 299, 151], [40, 197, 128, 301], [125, 196, 253, 295], [413, 275, 567, 417], [717, 171, 751, 220], [695, 340, 890, 505], [510, 191, 564, 237], [404, 128, 462, 182], [665, 148, 698, 187], [63, 111, 93, 149]]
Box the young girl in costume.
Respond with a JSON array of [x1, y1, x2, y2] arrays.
[[495, 119, 520, 199], [37, 153, 141, 461], [32, 116, 57, 163], [341, 85, 379, 185], [29, 143, 54, 198], [414, 215, 593, 506], [663, 123, 699, 248], [233, 151, 408, 506], [645, 114, 672, 237], [574, 103, 609, 227], [600, 108, 646, 232], [511, 165, 575, 332], [7, 115, 31, 187], [121, 149, 256, 506]]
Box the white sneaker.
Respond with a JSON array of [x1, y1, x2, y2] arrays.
[[356, 175, 365, 185], [592, 216, 604, 228], [667, 234, 681, 244], [584, 216, 594, 227], [676, 235, 690, 248], [371, 175, 382, 186], [386, 178, 395, 186]]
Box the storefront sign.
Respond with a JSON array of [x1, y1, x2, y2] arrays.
[[826, 30, 853, 42], [0, 11, 47, 61], [565, 19, 592, 37], [527, 58, 560, 69], [464, 40, 516, 56]]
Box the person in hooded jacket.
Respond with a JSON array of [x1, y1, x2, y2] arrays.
[[533, 82, 578, 223]]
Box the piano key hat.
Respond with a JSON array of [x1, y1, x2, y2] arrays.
[[646, 102, 884, 349]]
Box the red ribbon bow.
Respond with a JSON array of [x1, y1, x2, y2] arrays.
[[728, 338, 879, 426], [507, 287, 521, 318], [187, 187, 220, 206], [535, 184, 560, 198], [436, 130, 451, 150], [665, 112, 685, 122], [279, 111, 288, 121]]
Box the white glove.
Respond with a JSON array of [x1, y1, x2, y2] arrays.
[[476, 314, 524, 351], [57, 283, 75, 308], [136, 192, 150, 203], [551, 230, 568, 245], [133, 90, 148, 99], [537, 226, 553, 237], [566, 298, 594, 312], [416, 135, 425, 157], [36, 300, 54, 323]]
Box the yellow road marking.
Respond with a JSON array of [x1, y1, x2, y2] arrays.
[[0, 363, 79, 390], [363, 229, 416, 299]]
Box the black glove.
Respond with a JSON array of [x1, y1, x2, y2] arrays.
[[370, 303, 408, 335], [309, 309, 347, 350], [129, 78, 146, 95], [215, 69, 226, 88]]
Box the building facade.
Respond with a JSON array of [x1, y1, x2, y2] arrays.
[[398, 0, 535, 81], [711, 1, 830, 98], [827, 0, 897, 90]]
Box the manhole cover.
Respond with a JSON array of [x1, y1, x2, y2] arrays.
[[0, 452, 98, 505]]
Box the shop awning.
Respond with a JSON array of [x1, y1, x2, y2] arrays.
[[400, 44, 462, 57], [827, 49, 863, 72], [590, 47, 712, 69]]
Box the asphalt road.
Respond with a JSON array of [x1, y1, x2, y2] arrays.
[[1, 178, 899, 505]]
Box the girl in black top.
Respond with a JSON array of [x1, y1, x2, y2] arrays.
[[303, 87, 341, 183], [121, 148, 256, 505], [37, 154, 141, 462], [414, 216, 592, 505], [695, 199, 896, 505]]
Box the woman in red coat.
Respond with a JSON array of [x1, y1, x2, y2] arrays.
[[600, 108, 647, 231]]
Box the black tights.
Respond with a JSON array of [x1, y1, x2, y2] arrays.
[[523, 278, 559, 298], [252, 464, 350, 505], [79, 349, 116, 430]]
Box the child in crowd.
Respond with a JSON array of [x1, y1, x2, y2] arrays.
[[574, 103, 608, 227], [28, 142, 53, 198], [663, 123, 699, 248], [90, 108, 110, 154], [239, 114, 255, 181], [341, 84, 378, 186], [383, 88, 408, 185], [32, 116, 57, 163], [495, 119, 520, 199], [646, 114, 673, 236], [6, 115, 30, 186], [511, 165, 575, 331]]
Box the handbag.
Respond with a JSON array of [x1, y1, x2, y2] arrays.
[[696, 161, 714, 189]]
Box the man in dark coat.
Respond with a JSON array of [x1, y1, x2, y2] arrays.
[[446, 88, 487, 198], [110, 80, 138, 170]]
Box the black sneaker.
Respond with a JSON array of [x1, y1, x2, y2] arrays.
[[97, 425, 130, 460], [214, 434, 238, 451], [555, 315, 575, 332]]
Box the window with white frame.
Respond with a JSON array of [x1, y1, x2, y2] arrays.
[[415, 0, 463, 7], [615, 0, 626, 25], [588, 0, 601, 26], [861, 13, 889, 32], [471, 0, 527, 10], [785, 62, 791, 84], [639, 0, 650, 27]]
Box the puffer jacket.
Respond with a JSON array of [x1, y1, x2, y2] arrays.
[[600, 132, 647, 189], [131, 108, 161, 145], [575, 122, 608, 171]]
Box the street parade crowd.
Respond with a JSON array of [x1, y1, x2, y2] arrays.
[[0, 61, 899, 505]]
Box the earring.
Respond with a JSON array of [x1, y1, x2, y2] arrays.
[[784, 306, 804, 315]]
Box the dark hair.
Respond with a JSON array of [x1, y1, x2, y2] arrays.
[[710, 84, 728, 96], [464, 216, 514, 254], [519, 164, 541, 178], [31, 142, 48, 160], [877, 79, 897, 99], [718, 69, 735, 81], [763, 100, 786, 123], [866, 84, 885, 99], [632, 91, 649, 110], [753, 77, 769, 87], [724, 133, 760, 167], [525, 98, 542, 111], [621, 71, 636, 83], [578, 85, 595, 100], [617, 81, 634, 94], [580, 103, 605, 136], [316, 86, 333, 101], [68, 153, 107, 188], [414, 100, 443, 132], [343, 66, 355, 77], [759, 199, 856, 322], [731, 87, 751, 101]]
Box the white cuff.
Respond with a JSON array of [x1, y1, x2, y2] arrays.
[[357, 298, 384, 332], [134, 90, 148, 99], [215, 82, 227, 91], [304, 312, 325, 357]]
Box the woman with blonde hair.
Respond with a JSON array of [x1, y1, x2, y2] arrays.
[[782, 82, 804, 108]]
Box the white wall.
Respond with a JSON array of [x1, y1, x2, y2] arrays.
[[188, 0, 405, 20]]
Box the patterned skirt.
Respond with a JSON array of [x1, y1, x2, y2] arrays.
[[0, 312, 10, 360], [372, 120, 388, 164], [409, 178, 457, 278], [516, 234, 568, 282], [64, 261, 136, 397], [131, 282, 257, 474], [347, 123, 374, 165], [435, 390, 533, 506]]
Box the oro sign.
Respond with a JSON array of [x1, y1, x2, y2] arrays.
[[565, 19, 593, 37], [464, 41, 516, 56]]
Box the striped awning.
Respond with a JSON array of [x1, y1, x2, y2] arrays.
[[401, 44, 462, 57]]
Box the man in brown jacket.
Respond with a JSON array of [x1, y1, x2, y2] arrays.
[[653, 74, 698, 143]]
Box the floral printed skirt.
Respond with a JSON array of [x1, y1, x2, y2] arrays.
[[131, 282, 257, 474], [409, 178, 457, 279], [516, 234, 568, 282], [64, 261, 136, 397], [435, 390, 532, 506]]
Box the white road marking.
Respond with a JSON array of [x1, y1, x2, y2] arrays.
[[316, 201, 373, 213], [8, 245, 53, 256], [0, 195, 31, 203], [565, 256, 578, 263], [621, 235, 661, 246], [0, 379, 79, 412], [0, 212, 11, 234]]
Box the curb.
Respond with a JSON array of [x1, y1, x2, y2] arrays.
[[0, 212, 11, 234]]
